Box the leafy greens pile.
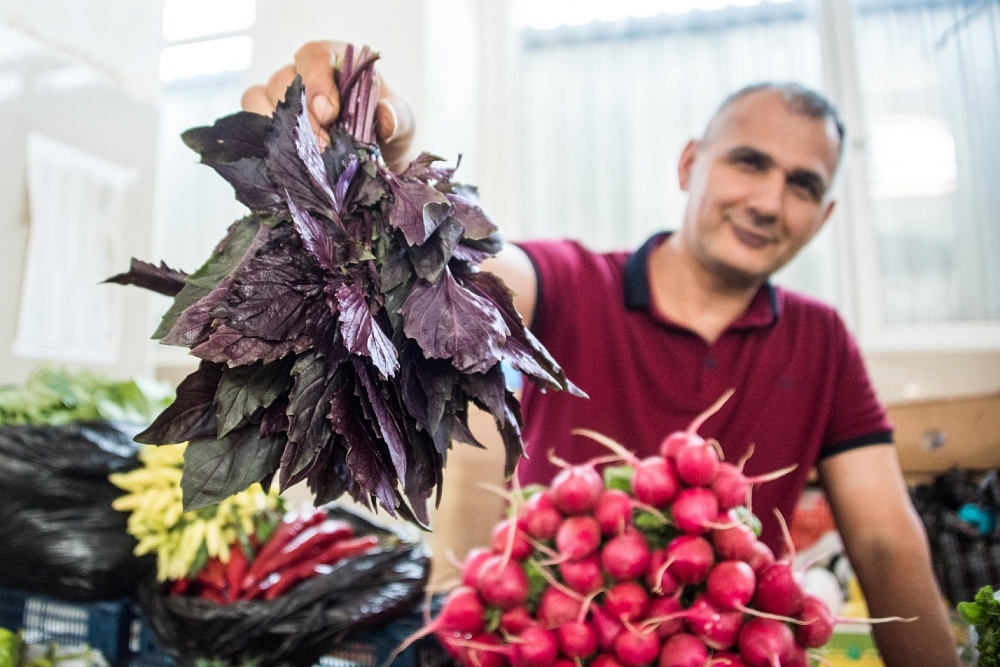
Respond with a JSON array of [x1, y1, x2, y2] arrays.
[[107, 45, 581, 526], [959, 585, 1000, 667]]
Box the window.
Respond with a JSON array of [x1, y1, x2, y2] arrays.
[[150, 0, 256, 364], [510, 0, 1000, 349]]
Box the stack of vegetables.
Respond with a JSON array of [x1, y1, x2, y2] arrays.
[[110, 443, 381, 602], [408, 394, 907, 667]]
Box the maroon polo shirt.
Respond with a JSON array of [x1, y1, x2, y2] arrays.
[[514, 233, 893, 553]]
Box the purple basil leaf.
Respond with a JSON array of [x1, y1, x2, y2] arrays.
[[333, 154, 360, 209], [398, 341, 456, 437], [334, 282, 399, 378], [445, 186, 498, 240], [214, 356, 294, 438], [135, 363, 223, 445], [265, 78, 338, 221], [161, 277, 234, 348], [191, 324, 309, 367], [400, 152, 453, 183], [306, 440, 356, 506], [407, 216, 464, 283], [353, 357, 407, 483], [181, 111, 271, 163], [401, 266, 509, 374], [181, 425, 284, 511], [211, 158, 285, 214], [451, 243, 494, 267], [462, 270, 585, 396], [104, 258, 186, 297], [293, 89, 340, 216], [379, 242, 412, 295], [281, 352, 343, 484], [259, 395, 289, 437], [386, 174, 452, 246], [499, 391, 526, 478], [459, 364, 507, 423], [287, 195, 341, 274]]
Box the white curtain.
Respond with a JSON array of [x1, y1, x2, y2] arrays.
[[513, 3, 835, 302], [854, 0, 1000, 323]]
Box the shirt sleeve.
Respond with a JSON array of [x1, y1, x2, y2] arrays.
[[819, 316, 894, 459]]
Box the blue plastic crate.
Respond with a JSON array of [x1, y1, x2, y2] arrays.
[[0, 587, 135, 667]]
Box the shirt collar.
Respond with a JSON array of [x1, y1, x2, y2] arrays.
[[623, 231, 781, 327]]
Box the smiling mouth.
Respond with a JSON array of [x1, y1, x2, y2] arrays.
[[729, 223, 777, 249]]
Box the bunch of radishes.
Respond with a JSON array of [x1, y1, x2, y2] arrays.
[[409, 391, 906, 667]]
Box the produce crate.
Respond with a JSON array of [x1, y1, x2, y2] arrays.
[[0, 587, 135, 667]]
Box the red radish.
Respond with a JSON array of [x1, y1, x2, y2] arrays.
[[462, 547, 495, 588], [511, 625, 559, 667], [549, 460, 605, 515], [657, 632, 708, 667], [645, 594, 684, 638], [591, 655, 626, 667], [752, 562, 804, 617], [524, 491, 563, 541], [671, 487, 720, 535], [537, 587, 584, 628], [683, 594, 743, 650], [491, 518, 533, 561], [665, 535, 715, 584], [631, 456, 680, 508], [439, 633, 510, 667], [646, 550, 680, 595], [613, 626, 661, 667], [794, 593, 835, 648], [712, 520, 758, 562], [595, 489, 634, 535], [711, 462, 751, 510], [555, 515, 602, 561], [601, 528, 652, 581], [556, 620, 597, 659], [659, 389, 735, 459], [603, 581, 650, 623], [591, 603, 625, 651], [476, 555, 530, 610], [500, 607, 535, 634], [559, 555, 604, 594], [674, 440, 721, 487], [712, 651, 749, 666], [389, 586, 487, 665], [747, 540, 776, 574], [711, 461, 797, 511], [706, 560, 756, 611], [737, 618, 795, 667]]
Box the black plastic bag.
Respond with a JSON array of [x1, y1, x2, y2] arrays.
[[137, 503, 430, 667], [0, 421, 151, 601], [911, 467, 1000, 605]]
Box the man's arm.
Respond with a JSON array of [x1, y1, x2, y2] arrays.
[[818, 444, 960, 667]]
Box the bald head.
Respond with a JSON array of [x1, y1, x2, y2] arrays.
[[702, 83, 846, 167]]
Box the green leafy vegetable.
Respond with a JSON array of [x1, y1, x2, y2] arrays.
[[958, 585, 1000, 667], [106, 44, 583, 524], [0, 366, 173, 426]]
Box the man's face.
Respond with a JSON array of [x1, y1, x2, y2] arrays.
[[677, 90, 841, 287]]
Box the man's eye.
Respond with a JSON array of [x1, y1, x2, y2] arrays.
[[789, 178, 822, 201], [735, 155, 765, 170]]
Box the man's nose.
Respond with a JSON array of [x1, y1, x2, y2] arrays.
[[747, 171, 784, 222]]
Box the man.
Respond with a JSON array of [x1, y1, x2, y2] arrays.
[[242, 41, 960, 665]]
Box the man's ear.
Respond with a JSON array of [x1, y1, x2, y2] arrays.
[[677, 139, 699, 192], [821, 199, 837, 225]]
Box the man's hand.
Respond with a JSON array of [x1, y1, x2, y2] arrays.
[[241, 40, 415, 172]]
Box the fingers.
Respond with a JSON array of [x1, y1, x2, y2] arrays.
[[295, 41, 342, 127]]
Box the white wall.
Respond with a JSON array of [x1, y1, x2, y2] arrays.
[[0, 0, 163, 386]]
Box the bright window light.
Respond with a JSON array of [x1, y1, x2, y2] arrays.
[[515, 0, 793, 30], [159, 35, 253, 81], [868, 115, 957, 200], [163, 0, 255, 42]]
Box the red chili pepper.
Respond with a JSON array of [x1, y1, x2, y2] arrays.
[[239, 506, 326, 592], [168, 577, 191, 596], [261, 534, 381, 601], [196, 555, 227, 597], [224, 542, 249, 603], [247, 519, 354, 584], [199, 586, 227, 604]]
